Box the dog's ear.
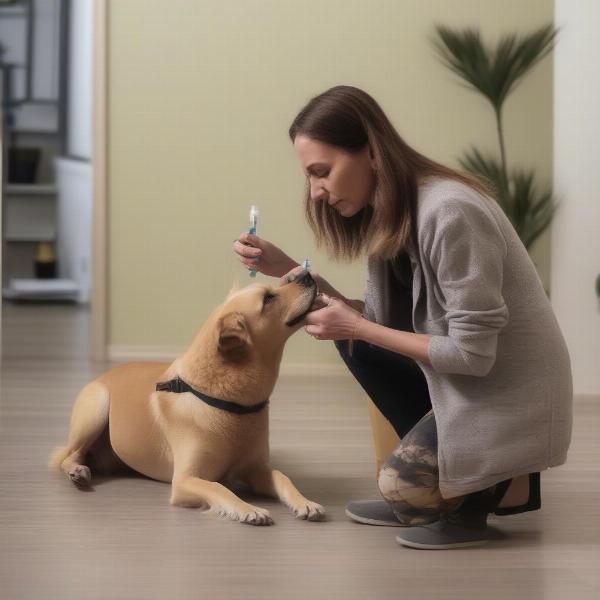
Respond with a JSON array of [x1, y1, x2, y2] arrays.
[[227, 280, 242, 298], [217, 312, 250, 359]]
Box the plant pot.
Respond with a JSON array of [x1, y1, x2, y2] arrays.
[[34, 260, 57, 279], [8, 147, 41, 184], [34, 243, 57, 278]]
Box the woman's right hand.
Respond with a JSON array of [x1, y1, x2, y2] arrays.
[[233, 232, 298, 278]]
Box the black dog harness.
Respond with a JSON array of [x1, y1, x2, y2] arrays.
[[156, 376, 269, 415]]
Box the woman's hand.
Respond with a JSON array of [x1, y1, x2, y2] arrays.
[[233, 233, 298, 278], [280, 265, 365, 313], [303, 293, 364, 342], [279, 264, 315, 286]]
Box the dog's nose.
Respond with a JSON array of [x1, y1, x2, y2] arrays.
[[296, 270, 315, 288]]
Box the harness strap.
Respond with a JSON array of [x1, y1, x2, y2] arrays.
[[156, 376, 269, 415]]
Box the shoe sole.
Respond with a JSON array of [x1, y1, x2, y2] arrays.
[[396, 535, 489, 550], [345, 507, 406, 527]]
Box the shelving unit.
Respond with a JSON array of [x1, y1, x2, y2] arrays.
[[1, 0, 76, 300], [2, 131, 63, 295]]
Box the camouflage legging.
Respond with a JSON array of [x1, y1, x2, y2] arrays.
[[335, 339, 504, 526], [377, 409, 466, 524]]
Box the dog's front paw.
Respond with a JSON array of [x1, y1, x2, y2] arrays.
[[240, 506, 274, 526], [293, 500, 326, 521], [68, 465, 91, 486]]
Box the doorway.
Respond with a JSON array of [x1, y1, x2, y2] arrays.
[[0, 0, 106, 361]]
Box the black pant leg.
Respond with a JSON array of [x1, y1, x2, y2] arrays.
[[334, 339, 432, 437]]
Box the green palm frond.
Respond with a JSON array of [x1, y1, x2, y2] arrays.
[[510, 169, 556, 249], [432, 23, 558, 254], [432, 24, 556, 111], [459, 147, 507, 195], [459, 150, 556, 250]]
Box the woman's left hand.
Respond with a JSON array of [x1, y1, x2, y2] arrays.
[[304, 294, 363, 341]]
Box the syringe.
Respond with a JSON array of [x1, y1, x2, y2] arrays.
[[248, 205, 259, 277]]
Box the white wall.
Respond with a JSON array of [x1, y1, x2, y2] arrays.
[[107, 0, 555, 363], [66, 0, 92, 159], [31, 0, 61, 100], [52, 1, 93, 303], [553, 0, 600, 396]]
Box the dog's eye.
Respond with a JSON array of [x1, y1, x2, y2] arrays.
[[263, 293, 276, 307]]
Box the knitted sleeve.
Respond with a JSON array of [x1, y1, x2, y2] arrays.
[[423, 198, 509, 377]]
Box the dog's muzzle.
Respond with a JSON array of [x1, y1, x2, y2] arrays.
[[285, 271, 318, 327]]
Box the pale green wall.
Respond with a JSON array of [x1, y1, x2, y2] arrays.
[[108, 0, 554, 364]]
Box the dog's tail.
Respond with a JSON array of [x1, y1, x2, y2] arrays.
[[48, 446, 70, 471]]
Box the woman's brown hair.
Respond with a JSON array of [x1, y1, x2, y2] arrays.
[[288, 85, 493, 261]]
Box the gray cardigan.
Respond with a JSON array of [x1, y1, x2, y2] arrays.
[[364, 177, 573, 498]]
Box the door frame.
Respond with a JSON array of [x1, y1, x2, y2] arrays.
[[91, 0, 107, 361], [0, 0, 107, 361]]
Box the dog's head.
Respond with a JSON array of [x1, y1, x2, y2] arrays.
[[215, 270, 318, 361]]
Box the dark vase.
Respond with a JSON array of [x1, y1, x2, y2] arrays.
[[8, 147, 41, 184], [34, 260, 57, 279]]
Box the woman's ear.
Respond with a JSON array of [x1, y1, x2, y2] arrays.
[[368, 145, 377, 170]]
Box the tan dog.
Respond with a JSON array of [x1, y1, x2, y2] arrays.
[[49, 270, 325, 525]]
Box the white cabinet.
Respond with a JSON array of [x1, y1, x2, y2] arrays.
[[1, 0, 68, 299]]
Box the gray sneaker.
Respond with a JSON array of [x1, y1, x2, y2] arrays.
[[395, 518, 489, 550], [345, 500, 407, 526]]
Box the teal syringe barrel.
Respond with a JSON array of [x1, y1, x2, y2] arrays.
[[248, 224, 257, 277], [248, 205, 259, 277]]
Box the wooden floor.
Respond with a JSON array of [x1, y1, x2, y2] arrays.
[[1, 301, 599, 600]]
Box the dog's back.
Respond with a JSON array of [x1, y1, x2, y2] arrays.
[[97, 362, 174, 482]]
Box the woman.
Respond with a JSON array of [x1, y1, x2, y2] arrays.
[[232, 85, 572, 550]]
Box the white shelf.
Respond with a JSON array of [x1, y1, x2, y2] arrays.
[[4, 278, 80, 301], [5, 233, 56, 243], [10, 128, 60, 135], [4, 184, 57, 196]]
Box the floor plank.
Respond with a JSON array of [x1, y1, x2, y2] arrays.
[[1, 301, 599, 600]]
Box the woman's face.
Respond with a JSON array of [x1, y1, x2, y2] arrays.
[[293, 135, 376, 218]]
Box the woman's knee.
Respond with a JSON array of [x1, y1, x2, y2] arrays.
[[377, 439, 447, 510], [377, 463, 402, 500], [377, 461, 439, 506], [380, 453, 470, 521], [377, 462, 443, 525]]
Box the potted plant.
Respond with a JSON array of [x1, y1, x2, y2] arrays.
[[432, 24, 558, 251]]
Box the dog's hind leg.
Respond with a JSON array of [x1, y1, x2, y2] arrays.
[[49, 381, 110, 486]]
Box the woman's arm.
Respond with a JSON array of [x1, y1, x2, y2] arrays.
[[304, 293, 431, 366], [355, 319, 432, 366], [420, 199, 508, 377]]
